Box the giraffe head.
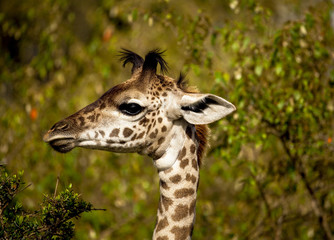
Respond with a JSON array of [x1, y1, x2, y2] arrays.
[[43, 49, 235, 161]]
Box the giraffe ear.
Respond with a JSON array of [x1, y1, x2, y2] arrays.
[[180, 94, 236, 124]]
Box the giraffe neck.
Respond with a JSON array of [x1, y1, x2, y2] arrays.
[[153, 122, 199, 240]]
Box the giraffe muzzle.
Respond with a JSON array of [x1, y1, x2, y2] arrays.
[[43, 128, 77, 153], [48, 137, 76, 153]]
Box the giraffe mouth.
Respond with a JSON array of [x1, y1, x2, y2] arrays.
[[48, 138, 76, 153]]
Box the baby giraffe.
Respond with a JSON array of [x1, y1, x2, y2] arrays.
[[43, 49, 235, 240]]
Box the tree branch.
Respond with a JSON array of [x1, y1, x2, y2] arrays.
[[281, 138, 333, 240]]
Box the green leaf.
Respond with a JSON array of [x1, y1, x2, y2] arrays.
[[255, 64, 263, 76]]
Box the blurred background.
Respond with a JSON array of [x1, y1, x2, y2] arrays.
[[1, 0, 334, 239]]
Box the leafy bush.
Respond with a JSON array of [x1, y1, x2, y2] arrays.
[[210, 3, 334, 239], [0, 167, 93, 239]]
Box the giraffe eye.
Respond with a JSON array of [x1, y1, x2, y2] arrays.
[[119, 103, 144, 116]]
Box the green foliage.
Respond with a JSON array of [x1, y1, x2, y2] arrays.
[[1, 0, 334, 239], [207, 2, 334, 239], [0, 167, 93, 239]]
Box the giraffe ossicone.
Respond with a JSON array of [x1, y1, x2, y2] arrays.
[[43, 49, 236, 240]]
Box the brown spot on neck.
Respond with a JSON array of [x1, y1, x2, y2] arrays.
[[155, 217, 169, 232], [171, 204, 189, 221], [169, 174, 182, 183], [178, 147, 186, 160], [171, 226, 192, 240], [174, 188, 195, 199], [160, 180, 169, 190], [163, 167, 173, 174], [161, 195, 173, 211], [190, 144, 196, 154], [179, 158, 189, 169], [186, 174, 197, 183], [191, 158, 198, 171], [158, 137, 165, 145]]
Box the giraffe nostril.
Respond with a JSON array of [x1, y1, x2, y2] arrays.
[[58, 123, 69, 130], [51, 122, 69, 131]]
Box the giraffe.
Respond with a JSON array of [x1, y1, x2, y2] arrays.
[[43, 49, 236, 240]]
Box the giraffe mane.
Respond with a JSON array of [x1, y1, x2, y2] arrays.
[[195, 124, 209, 167]]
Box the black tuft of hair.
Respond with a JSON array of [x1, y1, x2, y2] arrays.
[[119, 49, 144, 74], [142, 49, 168, 75]]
